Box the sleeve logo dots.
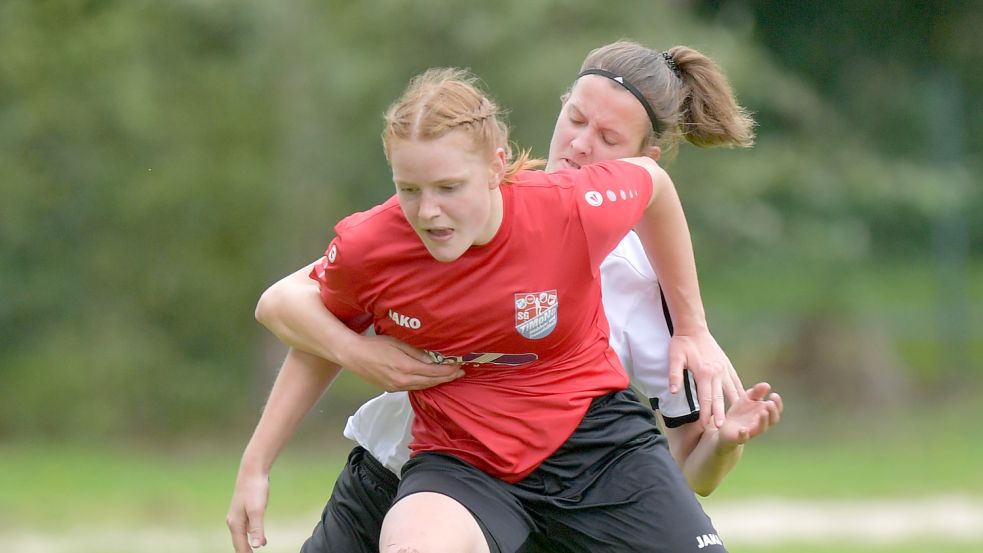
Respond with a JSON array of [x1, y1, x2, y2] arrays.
[[584, 190, 603, 207]]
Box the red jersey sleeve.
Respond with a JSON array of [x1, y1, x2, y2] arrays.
[[308, 230, 374, 334], [571, 160, 654, 271]]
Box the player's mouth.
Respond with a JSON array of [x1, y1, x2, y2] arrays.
[[425, 227, 454, 242], [560, 158, 581, 170]]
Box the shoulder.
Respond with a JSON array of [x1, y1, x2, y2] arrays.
[[331, 196, 415, 267], [334, 196, 413, 248], [516, 160, 652, 189], [336, 196, 403, 238]]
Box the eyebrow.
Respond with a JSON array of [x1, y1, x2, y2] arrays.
[[394, 177, 465, 187], [569, 104, 626, 142]]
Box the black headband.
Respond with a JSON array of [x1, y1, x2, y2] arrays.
[[577, 68, 663, 135]]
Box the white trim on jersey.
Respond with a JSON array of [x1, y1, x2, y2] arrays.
[[344, 231, 699, 476]]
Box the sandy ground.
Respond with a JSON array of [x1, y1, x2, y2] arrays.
[[7, 496, 983, 553]]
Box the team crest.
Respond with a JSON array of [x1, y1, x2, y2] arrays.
[[514, 290, 558, 339]]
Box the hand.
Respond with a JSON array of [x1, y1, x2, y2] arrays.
[[340, 334, 464, 391], [668, 330, 744, 428], [716, 382, 783, 447], [227, 470, 270, 553]]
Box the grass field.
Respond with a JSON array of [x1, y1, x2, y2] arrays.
[[3, 410, 981, 552], [3, 401, 981, 528]]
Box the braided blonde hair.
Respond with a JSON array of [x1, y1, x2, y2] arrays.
[[383, 68, 541, 182]]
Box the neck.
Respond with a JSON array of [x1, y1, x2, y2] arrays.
[[474, 186, 504, 245]]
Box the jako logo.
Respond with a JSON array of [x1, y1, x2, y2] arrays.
[[696, 533, 723, 549], [388, 309, 421, 330]]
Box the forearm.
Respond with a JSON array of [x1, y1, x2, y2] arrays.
[[238, 348, 341, 475], [255, 260, 361, 365], [634, 173, 707, 334], [680, 428, 743, 496]]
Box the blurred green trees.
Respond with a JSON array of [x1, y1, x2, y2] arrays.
[[1, 0, 979, 440]]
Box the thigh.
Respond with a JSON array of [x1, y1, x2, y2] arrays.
[[382, 491, 490, 553], [301, 446, 398, 553], [537, 435, 726, 553], [394, 453, 540, 553]]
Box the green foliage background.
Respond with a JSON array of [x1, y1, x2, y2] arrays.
[[2, 0, 980, 443]]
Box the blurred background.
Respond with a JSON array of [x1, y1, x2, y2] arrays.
[[1, 0, 981, 552]]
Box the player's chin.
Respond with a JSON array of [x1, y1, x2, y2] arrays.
[[423, 242, 466, 263]]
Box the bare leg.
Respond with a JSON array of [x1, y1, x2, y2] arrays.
[[380, 492, 490, 553]]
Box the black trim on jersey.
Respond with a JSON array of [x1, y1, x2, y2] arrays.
[[659, 286, 674, 336], [648, 390, 699, 429], [683, 369, 698, 412], [651, 288, 702, 429], [662, 411, 701, 428]]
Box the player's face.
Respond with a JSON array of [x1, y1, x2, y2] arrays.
[[390, 130, 505, 263], [547, 74, 654, 172]]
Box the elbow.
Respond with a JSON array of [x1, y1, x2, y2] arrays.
[[693, 484, 717, 497], [255, 285, 284, 327], [686, 474, 720, 497]]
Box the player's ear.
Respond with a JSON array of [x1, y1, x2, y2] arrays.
[[642, 145, 662, 162], [489, 147, 506, 189]]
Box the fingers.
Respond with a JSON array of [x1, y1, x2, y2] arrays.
[[728, 363, 746, 400], [246, 505, 267, 549], [767, 392, 782, 426], [697, 374, 713, 428], [667, 352, 684, 395], [721, 369, 741, 406], [745, 382, 771, 402], [770, 392, 784, 413], [711, 373, 725, 428], [374, 342, 465, 391], [387, 360, 464, 391], [227, 510, 254, 553], [697, 374, 724, 428]]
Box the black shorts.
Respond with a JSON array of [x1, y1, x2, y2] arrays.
[[299, 446, 557, 553], [300, 445, 399, 553], [396, 389, 725, 553]]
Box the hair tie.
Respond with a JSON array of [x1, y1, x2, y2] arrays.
[[661, 51, 681, 79], [577, 68, 664, 135]]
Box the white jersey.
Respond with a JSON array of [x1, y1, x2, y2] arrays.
[[343, 231, 700, 476]]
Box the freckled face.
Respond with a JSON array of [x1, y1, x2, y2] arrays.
[[389, 130, 504, 263], [547, 74, 652, 172]]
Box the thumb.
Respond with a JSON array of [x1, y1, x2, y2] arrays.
[[736, 427, 750, 445], [249, 527, 267, 549], [247, 510, 266, 549], [746, 382, 771, 402]]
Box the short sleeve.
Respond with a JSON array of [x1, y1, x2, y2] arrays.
[[572, 160, 654, 272], [308, 233, 374, 333]]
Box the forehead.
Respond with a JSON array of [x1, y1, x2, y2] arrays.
[[389, 131, 485, 183], [566, 75, 651, 137]]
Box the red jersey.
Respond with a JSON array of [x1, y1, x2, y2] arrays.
[[312, 160, 654, 482]]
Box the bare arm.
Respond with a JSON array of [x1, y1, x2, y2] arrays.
[[623, 156, 742, 426], [255, 259, 463, 391], [664, 382, 783, 496], [227, 349, 341, 553]]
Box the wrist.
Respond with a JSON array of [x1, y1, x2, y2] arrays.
[[332, 330, 363, 369], [673, 320, 710, 336], [713, 430, 743, 455], [239, 453, 273, 478]]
